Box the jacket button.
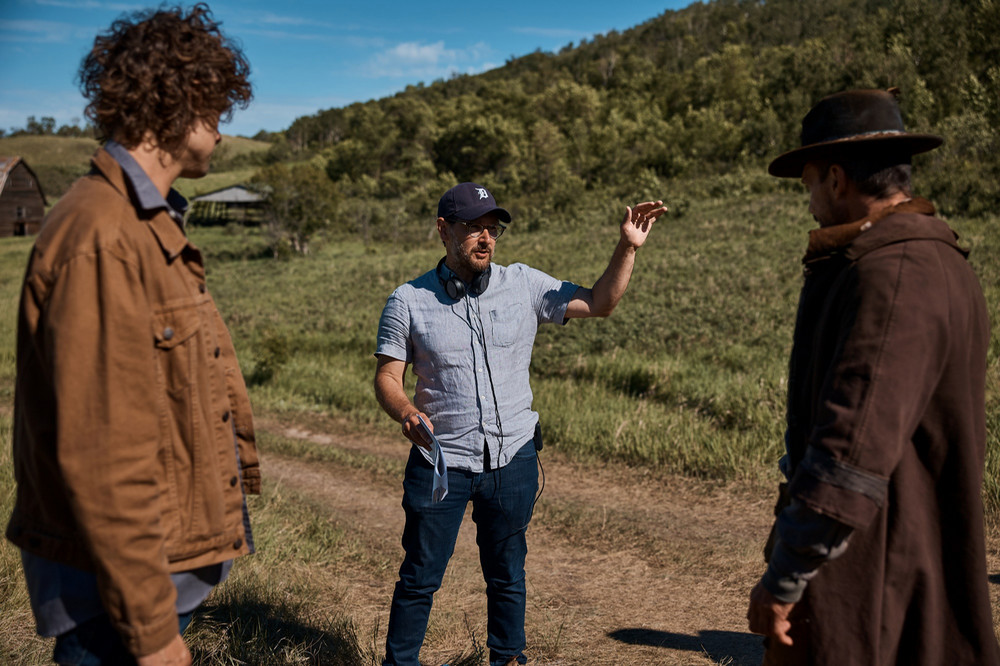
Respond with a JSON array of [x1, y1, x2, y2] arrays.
[[214, 347, 221, 358], [199, 283, 207, 293], [163, 327, 174, 341], [222, 411, 230, 422], [233, 538, 243, 549], [230, 475, 239, 487]]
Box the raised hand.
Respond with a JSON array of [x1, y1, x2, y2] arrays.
[[621, 200, 667, 248]]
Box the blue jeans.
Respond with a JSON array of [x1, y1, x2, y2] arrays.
[[383, 442, 538, 666], [52, 611, 193, 665]]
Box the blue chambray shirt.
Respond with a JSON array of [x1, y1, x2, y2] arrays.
[[376, 261, 579, 472]]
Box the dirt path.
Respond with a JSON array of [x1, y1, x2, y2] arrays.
[[256, 416, 1000, 665]]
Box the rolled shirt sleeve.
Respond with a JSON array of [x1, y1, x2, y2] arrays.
[[376, 290, 412, 363]]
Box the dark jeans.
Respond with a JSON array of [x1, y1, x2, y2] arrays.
[[383, 443, 538, 666], [52, 611, 193, 665]]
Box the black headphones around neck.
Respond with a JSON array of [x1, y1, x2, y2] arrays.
[[436, 257, 490, 301]]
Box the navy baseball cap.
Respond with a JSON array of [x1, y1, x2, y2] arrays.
[[437, 182, 511, 224]]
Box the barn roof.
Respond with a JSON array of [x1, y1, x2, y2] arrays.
[[191, 184, 263, 204], [0, 156, 47, 204], [0, 156, 25, 193]]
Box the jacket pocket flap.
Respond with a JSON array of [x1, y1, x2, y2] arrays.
[[153, 309, 200, 349]]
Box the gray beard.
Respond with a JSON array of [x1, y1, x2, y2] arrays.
[[456, 247, 492, 276]]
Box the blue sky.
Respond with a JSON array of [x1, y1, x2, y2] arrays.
[[1, 1, 693, 138]]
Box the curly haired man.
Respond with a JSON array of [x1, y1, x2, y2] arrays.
[[6, 5, 257, 665]]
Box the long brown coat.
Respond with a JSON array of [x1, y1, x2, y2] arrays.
[[779, 201, 998, 665]]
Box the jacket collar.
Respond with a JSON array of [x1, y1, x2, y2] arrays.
[[91, 146, 191, 260], [103, 141, 190, 217], [803, 197, 964, 265]]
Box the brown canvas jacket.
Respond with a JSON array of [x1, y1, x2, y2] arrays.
[[5, 148, 260, 656], [781, 204, 998, 665]]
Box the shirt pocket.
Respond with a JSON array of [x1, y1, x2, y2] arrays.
[[489, 308, 520, 347]]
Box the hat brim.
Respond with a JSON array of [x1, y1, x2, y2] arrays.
[[456, 205, 511, 224], [490, 207, 512, 224], [768, 133, 944, 178]]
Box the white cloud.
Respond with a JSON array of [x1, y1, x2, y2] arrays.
[[32, 0, 142, 11], [255, 11, 339, 28], [393, 41, 450, 65], [233, 8, 356, 33], [238, 26, 381, 50], [256, 11, 314, 26], [364, 40, 492, 79], [0, 19, 89, 43], [237, 27, 328, 41]]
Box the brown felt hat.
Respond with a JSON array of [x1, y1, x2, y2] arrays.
[[768, 88, 943, 178]]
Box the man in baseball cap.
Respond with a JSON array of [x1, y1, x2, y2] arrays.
[[747, 89, 999, 665], [374, 182, 665, 665]]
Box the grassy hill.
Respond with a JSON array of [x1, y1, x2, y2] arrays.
[[0, 134, 270, 204], [0, 136, 98, 202], [215, 134, 271, 159], [0, 135, 98, 166], [275, 0, 999, 236]]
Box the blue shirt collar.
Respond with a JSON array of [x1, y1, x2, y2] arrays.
[[104, 140, 189, 222]]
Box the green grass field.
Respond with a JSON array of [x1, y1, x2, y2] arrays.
[[1, 187, 995, 488], [190, 189, 999, 492]]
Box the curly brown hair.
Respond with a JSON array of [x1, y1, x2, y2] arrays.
[[79, 3, 252, 156]]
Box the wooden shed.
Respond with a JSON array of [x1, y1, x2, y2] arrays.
[[189, 184, 264, 225], [0, 156, 47, 237]]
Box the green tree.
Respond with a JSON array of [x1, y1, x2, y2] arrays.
[[433, 115, 524, 184], [252, 163, 340, 256], [23, 115, 56, 135]]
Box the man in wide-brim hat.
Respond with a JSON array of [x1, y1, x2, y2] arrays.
[[746, 88, 1000, 666]]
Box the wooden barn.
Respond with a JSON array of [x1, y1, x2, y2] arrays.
[[0, 156, 47, 237], [189, 184, 264, 225]]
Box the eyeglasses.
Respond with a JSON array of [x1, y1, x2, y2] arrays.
[[449, 219, 506, 239]]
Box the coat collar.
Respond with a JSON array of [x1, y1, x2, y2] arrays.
[[803, 197, 965, 265]]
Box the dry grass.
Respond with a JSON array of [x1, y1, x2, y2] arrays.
[[256, 417, 772, 665], [0, 416, 53, 664]]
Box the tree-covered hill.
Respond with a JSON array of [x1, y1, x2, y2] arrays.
[[269, 0, 998, 243]]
